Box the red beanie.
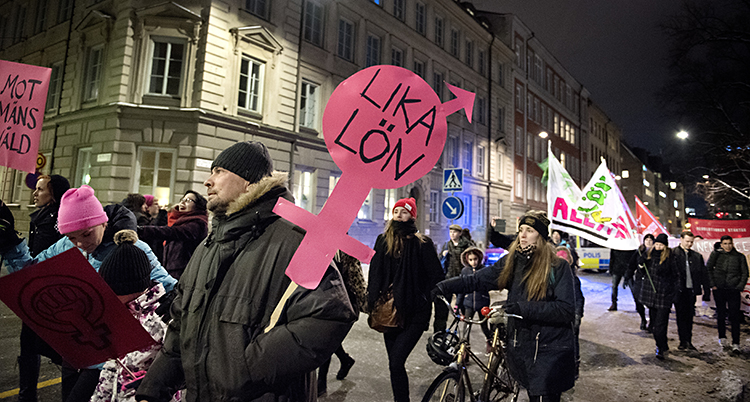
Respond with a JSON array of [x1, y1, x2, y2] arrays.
[[393, 197, 417, 219], [57, 185, 108, 234], [144, 194, 155, 207]]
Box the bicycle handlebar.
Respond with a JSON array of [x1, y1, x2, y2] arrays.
[[435, 295, 521, 324]]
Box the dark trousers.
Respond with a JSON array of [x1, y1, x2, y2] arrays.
[[528, 392, 562, 402], [714, 288, 742, 344], [384, 314, 428, 402], [18, 323, 62, 402], [675, 289, 696, 344], [317, 345, 350, 390], [611, 272, 623, 304], [433, 296, 449, 333], [650, 307, 671, 350], [61, 362, 100, 402], [464, 307, 492, 340]]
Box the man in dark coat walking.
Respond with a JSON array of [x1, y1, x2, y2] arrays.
[[136, 141, 356, 402], [671, 231, 710, 351]]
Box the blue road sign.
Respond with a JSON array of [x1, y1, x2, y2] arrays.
[[443, 168, 463, 193], [442, 196, 464, 220]]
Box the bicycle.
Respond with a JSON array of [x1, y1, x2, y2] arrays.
[[423, 295, 519, 402]]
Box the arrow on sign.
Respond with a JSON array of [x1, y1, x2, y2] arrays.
[[446, 201, 457, 214]]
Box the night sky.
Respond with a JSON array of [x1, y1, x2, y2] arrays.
[[472, 0, 685, 155]]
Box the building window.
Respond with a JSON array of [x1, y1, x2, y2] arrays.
[[434, 16, 444, 47], [46, 62, 62, 111], [358, 190, 373, 220], [384, 189, 398, 220], [366, 34, 381, 67], [465, 40, 473, 68], [498, 63, 504, 87], [303, 1, 324, 47], [515, 84, 523, 111], [477, 145, 485, 178], [34, 0, 48, 34], [496, 153, 504, 182], [244, 0, 269, 19], [299, 81, 319, 130], [448, 136, 459, 167], [433, 72, 444, 100], [415, 2, 426, 35], [136, 148, 175, 203], [293, 169, 315, 212], [515, 126, 523, 155], [413, 59, 424, 78], [498, 107, 505, 133], [337, 19, 354, 61], [328, 175, 340, 196], [450, 29, 459, 58], [497, 199, 503, 219], [463, 141, 473, 173], [430, 190, 439, 223], [238, 55, 264, 112], [148, 39, 185, 96], [478, 50, 485, 76], [526, 174, 533, 201], [477, 97, 486, 125], [75, 147, 92, 187], [476, 196, 485, 227], [515, 170, 523, 198], [391, 47, 403, 67], [84, 46, 103, 102], [57, 0, 73, 23], [393, 0, 405, 21], [460, 195, 471, 227]]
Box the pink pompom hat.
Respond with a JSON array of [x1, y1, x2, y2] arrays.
[[57, 185, 108, 234]]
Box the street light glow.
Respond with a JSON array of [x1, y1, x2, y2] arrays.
[[676, 130, 689, 140], [539, 131, 549, 139], [702, 175, 709, 179]]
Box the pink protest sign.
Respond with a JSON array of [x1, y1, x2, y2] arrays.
[[275, 65, 474, 289], [0, 249, 157, 369], [0, 60, 51, 173]]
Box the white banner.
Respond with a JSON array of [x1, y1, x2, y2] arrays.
[[547, 148, 640, 250]]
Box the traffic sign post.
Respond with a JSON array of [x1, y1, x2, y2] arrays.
[[442, 196, 464, 220]]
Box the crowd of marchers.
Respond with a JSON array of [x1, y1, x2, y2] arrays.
[[608, 230, 748, 359], [1, 140, 747, 402]]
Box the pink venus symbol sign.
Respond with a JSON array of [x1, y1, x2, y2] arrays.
[[273, 65, 474, 289]]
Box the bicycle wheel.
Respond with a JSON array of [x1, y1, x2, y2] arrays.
[[422, 368, 465, 402], [482, 354, 519, 402]]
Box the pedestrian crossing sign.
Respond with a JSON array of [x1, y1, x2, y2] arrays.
[[443, 168, 463, 193]]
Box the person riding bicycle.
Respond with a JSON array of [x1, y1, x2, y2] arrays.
[[433, 211, 577, 402]]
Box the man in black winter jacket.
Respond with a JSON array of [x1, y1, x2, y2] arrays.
[[671, 231, 710, 351], [136, 141, 356, 402], [707, 235, 749, 354]]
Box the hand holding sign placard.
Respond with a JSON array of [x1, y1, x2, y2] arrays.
[[0, 60, 51, 173], [274, 65, 474, 289]]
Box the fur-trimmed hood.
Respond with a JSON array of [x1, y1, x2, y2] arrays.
[[225, 171, 289, 216]]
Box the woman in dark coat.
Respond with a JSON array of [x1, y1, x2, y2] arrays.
[[138, 190, 208, 280], [18, 174, 69, 402], [367, 197, 444, 402], [637, 233, 678, 359], [435, 211, 576, 402], [624, 233, 654, 331]]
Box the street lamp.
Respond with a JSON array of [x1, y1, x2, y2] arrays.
[[539, 131, 549, 139], [676, 130, 689, 140]]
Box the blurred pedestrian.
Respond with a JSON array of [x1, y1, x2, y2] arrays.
[[608, 248, 634, 311], [556, 245, 584, 378], [456, 247, 492, 352], [367, 197, 443, 402], [435, 224, 471, 332], [638, 233, 678, 359], [122, 193, 151, 226], [624, 234, 655, 332], [138, 190, 208, 280], [672, 231, 710, 351], [435, 211, 577, 402], [707, 235, 748, 354]]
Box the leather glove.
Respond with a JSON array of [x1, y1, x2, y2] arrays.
[[0, 199, 22, 249], [504, 302, 520, 315], [430, 283, 445, 301]]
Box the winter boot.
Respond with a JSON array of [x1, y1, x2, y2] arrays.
[[336, 355, 355, 380], [608, 303, 617, 311], [640, 318, 648, 331]]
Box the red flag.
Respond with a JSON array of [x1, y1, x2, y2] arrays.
[[635, 195, 667, 236], [0, 249, 156, 368]]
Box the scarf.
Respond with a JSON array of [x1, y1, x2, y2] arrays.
[[168, 209, 208, 227], [391, 219, 418, 238], [518, 243, 536, 256]]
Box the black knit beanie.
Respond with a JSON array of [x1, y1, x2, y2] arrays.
[[99, 230, 151, 296], [211, 141, 273, 184], [518, 213, 550, 241], [655, 233, 669, 246], [48, 175, 71, 203]]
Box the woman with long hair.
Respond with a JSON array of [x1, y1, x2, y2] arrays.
[[367, 197, 443, 402], [138, 190, 208, 280], [434, 211, 577, 402], [638, 233, 678, 359]]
